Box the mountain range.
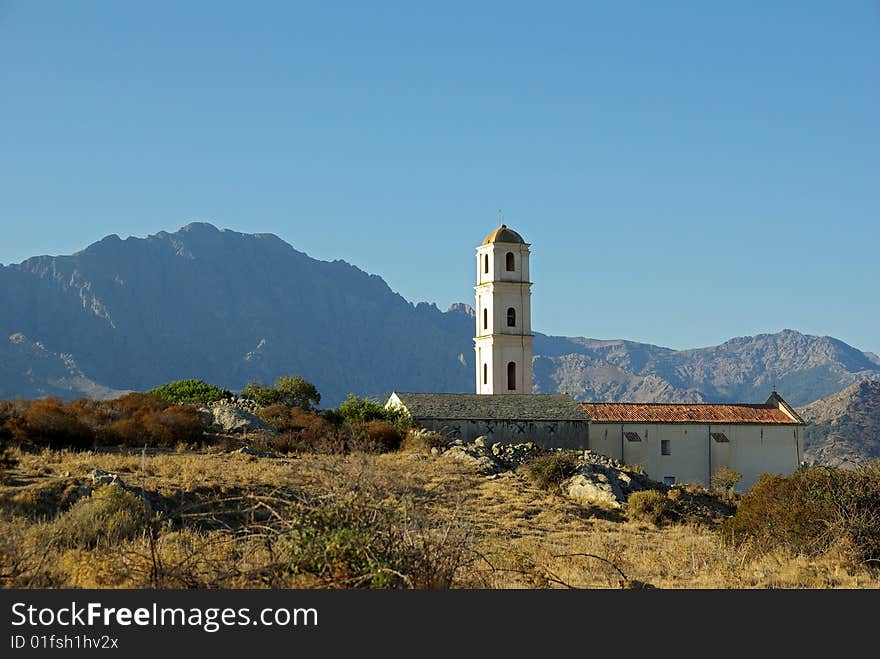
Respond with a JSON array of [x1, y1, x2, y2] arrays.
[[798, 380, 880, 469], [2, 223, 878, 414]]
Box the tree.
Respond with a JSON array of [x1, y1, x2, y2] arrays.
[[241, 382, 280, 406], [274, 376, 321, 410], [241, 376, 321, 410]]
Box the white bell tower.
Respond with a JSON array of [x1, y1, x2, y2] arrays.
[[474, 224, 534, 394]]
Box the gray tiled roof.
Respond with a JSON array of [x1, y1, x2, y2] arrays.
[[389, 392, 589, 421]]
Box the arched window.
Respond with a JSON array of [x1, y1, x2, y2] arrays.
[[507, 362, 516, 390], [506, 252, 515, 271], [507, 307, 516, 327], [484, 254, 489, 274], [483, 308, 488, 330], [483, 363, 488, 385]]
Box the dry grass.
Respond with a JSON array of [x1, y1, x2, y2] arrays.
[[1, 446, 878, 589]]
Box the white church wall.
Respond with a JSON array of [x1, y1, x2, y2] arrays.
[[588, 423, 623, 461], [588, 421, 802, 490], [621, 424, 709, 487], [728, 425, 802, 490]]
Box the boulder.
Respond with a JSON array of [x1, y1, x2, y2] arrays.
[[207, 403, 277, 435], [89, 468, 125, 488], [564, 461, 651, 508], [566, 472, 624, 508]]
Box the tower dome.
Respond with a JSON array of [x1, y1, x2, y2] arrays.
[[482, 224, 525, 245]]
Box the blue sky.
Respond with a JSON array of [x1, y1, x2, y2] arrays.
[[1, 1, 878, 353]]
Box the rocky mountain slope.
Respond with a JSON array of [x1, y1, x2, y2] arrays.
[[798, 380, 880, 468], [533, 331, 880, 405], [0, 223, 473, 404], [1, 223, 877, 406]]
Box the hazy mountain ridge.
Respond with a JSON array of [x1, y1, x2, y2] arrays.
[[798, 380, 880, 468], [1, 223, 877, 406]]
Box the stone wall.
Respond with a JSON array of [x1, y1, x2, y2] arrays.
[[415, 418, 587, 450]]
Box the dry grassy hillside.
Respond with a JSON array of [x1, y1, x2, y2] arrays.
[[2, 445, 878, 589]]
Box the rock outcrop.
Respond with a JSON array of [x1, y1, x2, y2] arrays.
[[201, 401, 277, 435]]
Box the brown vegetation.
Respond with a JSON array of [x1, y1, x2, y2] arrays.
[[3, 443, 878, 589], [722, 464, 880, 567], [2, 394, 206, 450]]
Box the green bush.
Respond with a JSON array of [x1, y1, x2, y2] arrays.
[[626, 490, 670, 524], [149, 379, 231, 405], [284, 495, 467, 588], [711, 466, 742, 492], [722, 463, 880, 564], [323, 394, 409, 428], [711, 466, 743, 504], [523, 453, 579, 491], [36, 485, 145, 550]]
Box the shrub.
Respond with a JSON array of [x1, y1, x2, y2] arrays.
[[721, 464, 880, 565], [12, 398, 93, 449], [353, 421, 404, 453], [711, 466, 742, 492], [401, 428, 448, 453], [98, 417, 147, 447], [0, 400, 13, 434], [140, 407, 204, 448], [626, 490, 670, 524], [255, 403, 293, 431], [283, 495, 469, 588], [149, 379, 231, 406], [711, 466, 742, 504], [324, 394, 410, 428], [36, 485, 145, 550], [523, 453, 579, 491], [253, 406, 340, 453], [111, 392, 165, 417]]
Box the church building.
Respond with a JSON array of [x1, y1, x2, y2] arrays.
[[387, 224, 805, 490]]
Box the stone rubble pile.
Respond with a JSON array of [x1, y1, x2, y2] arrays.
[[437, 436, 546, 474], [436, 437, 654, 507], [209, 397, 261, 413]]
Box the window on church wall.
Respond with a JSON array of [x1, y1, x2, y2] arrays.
[[484, 254, 489, 274], [507, 307, 516, 327], [506, 252, 515, 271], [483, 308, 488, 330], [483, 364, 487, 385], [661, 439, 671, 456], [507, 362, 516, 390]]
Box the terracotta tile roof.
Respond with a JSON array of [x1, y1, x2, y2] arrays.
[[578, 402, 801, 425]]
